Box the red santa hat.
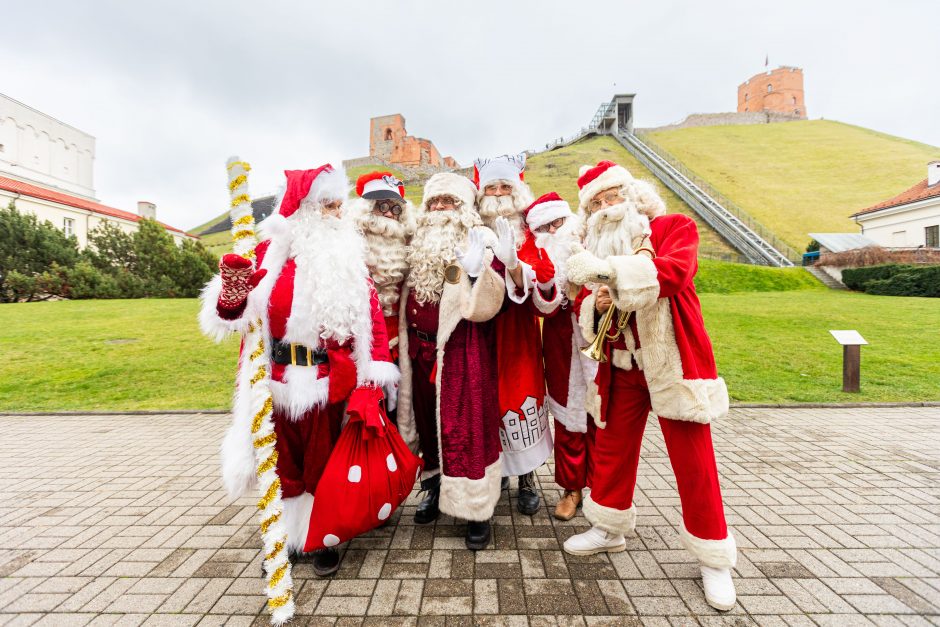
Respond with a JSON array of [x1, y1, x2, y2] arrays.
[[524, 192, 571, 230], [356, 171, 406, 201], [576, 160, 634, 213], [473, 153, 526, 189], [278, 164, 349, 218]]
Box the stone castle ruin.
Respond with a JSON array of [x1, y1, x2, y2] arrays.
[[343, 114, 459, 178]]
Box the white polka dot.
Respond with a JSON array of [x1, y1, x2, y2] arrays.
[[323, 534, 340, 547], [377, 503, 392, 520], [386, 454, 397, 472], [347, 465, 362, 483]]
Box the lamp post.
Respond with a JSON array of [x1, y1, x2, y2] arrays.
[[829, 330, 868, 393]]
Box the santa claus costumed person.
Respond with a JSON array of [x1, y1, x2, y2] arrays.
[[199, 165, 399, 576], [473, 153, 554, 516], [349, 171, 416, 423], [520, 192, 597, 521], [395, 172, 506, 550], [563, 161, 737, 610]]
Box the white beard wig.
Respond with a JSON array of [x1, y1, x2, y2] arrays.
[[534, 212, 583, 296], [584, 198, 651, 260], [407, 206, 480, 305], [350, 199, 415, 316], [285, 202, 371, 347], [476, 180, 533, 247]]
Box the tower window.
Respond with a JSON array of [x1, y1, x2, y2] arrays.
[[767, 84, 773, 93], [384, 128, 393, 141]]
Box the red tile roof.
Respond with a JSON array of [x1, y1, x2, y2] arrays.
[[0, 175, 194, 236], [851, 178, 940, 218]]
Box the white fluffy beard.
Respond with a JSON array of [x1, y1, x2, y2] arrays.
[[407, 210, 474, 305], [584, 201, 649, 259], [285, 207, 371, 347], [534, 214, 583, 295], [357, 213, 409, 316], [477, 193, 526, 246]]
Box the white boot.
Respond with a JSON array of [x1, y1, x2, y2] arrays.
[[563, 526, 626, 556], [701, 566, 736, 611]]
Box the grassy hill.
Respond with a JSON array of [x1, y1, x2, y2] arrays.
[[644, 120, 940, 251]]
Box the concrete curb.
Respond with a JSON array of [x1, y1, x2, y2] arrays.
[[2, 402, 938, 417]]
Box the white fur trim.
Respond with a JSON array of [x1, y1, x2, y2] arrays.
[[611, 348, 635, 371], [578, 292, 598, 344], [608, 254, 660, 311], [309, 165, 349, 204], [394, 285, 420, 455], [578, 165, 633, 213], [282, 492, 315, 553], [636, 298, 729, 424], [198, 274, 251, 342], [583, 493, 636, 536], [505, 261, 536, 305], [439, 457, 503, 522], [526, 200, 571, 229], [219, 391, 257, 499], [532, 281, 562, 315], [269, 369, 330, 421], [362, 360, 401, 387], [421, 172, 478, 212], [679, 522, 737, 569]]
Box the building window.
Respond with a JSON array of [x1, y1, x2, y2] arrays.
[[63, 217, 75, 238], [384, 128, 393, 141], [745, 93, 749, 101], [792, 96, 797, 104], [927, 225, 939, 248], [767, 84, 773, 93]]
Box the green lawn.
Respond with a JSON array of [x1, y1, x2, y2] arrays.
[[1, 281, 936, 412], [645, 120, 940, 251]]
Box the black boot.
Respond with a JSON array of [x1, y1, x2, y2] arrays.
[[501, 476, 510, 491], [414, 474, 440, 525], [516, 471, 541, 516], [465, 519, 491, 550], [312, 548, 341, 577]]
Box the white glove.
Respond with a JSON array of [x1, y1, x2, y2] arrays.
[[566, 244, 617, 286], [455, 228, 486, 277], [493, 217, 519, 270], [383, 380, 398, 413]]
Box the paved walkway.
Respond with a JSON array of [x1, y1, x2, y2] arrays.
[[1, 407, 938, 626]]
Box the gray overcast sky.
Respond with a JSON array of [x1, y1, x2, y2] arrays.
[[1, 0, 936, 231]]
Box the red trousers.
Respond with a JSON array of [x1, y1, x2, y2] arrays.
[[590, 365, 728, 541], [272, 404, 345, 499], [553, 419, 595, 492]]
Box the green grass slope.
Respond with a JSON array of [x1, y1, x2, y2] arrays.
[[1, 283, 935, 411], [526, 136, 738, 260], [645, 120, 940, 251], [695, 259, 823, 294]]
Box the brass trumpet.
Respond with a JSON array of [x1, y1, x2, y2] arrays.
[[581, 301, 632, 363]]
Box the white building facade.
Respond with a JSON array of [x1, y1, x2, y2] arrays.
[[0, 93, 193, 247], [851, 162, 940, 249]]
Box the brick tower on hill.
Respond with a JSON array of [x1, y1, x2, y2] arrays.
[[737, 66, 807, 119], [369, 114, 458, 169]]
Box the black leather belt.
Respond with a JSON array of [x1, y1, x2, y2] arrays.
[[271, 339, 328, 367], [411, 329, 436, 343]]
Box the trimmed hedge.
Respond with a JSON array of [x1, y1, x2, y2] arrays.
[[842, 263, 940, 297]]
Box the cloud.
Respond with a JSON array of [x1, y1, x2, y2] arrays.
[[1, 0, 936, 230]]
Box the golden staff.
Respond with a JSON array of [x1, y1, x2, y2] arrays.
[[225, 156, 295, 625]]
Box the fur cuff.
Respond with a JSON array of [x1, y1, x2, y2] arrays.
[[283, 492, 315, 553], [578, 292, 599, 344], [199, 275, 251, 342], [532, 281, 562, 315], [361, 360, 401, 387], [439, 459, 502, 521], [679, 523, 737, 569], [651, 377, 729, 424], [608, 255, 660, 311], [505, 261, 536, 305], [583, 493, 636, 536]]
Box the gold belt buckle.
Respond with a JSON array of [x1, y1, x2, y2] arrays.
[[290, 343, 298, 366]]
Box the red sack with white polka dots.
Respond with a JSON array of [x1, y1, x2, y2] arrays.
[[304, 386, 422, 552]]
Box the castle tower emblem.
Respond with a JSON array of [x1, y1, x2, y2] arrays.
[[499, 396, 549, 453]]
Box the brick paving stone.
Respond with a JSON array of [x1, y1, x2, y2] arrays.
[[1, 408, 938, 624]]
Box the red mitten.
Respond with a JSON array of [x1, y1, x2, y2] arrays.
[[218, 254, 266, 309], [533, 249, 555, 286]]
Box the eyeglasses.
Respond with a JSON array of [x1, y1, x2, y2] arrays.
[[588, 189, 624, 213], [484, 183, 514, 196], [534, 217, 567, 233], [373, 200, 404, 216], [321, 199, 343, 213], [428, 195, 458, 210]]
